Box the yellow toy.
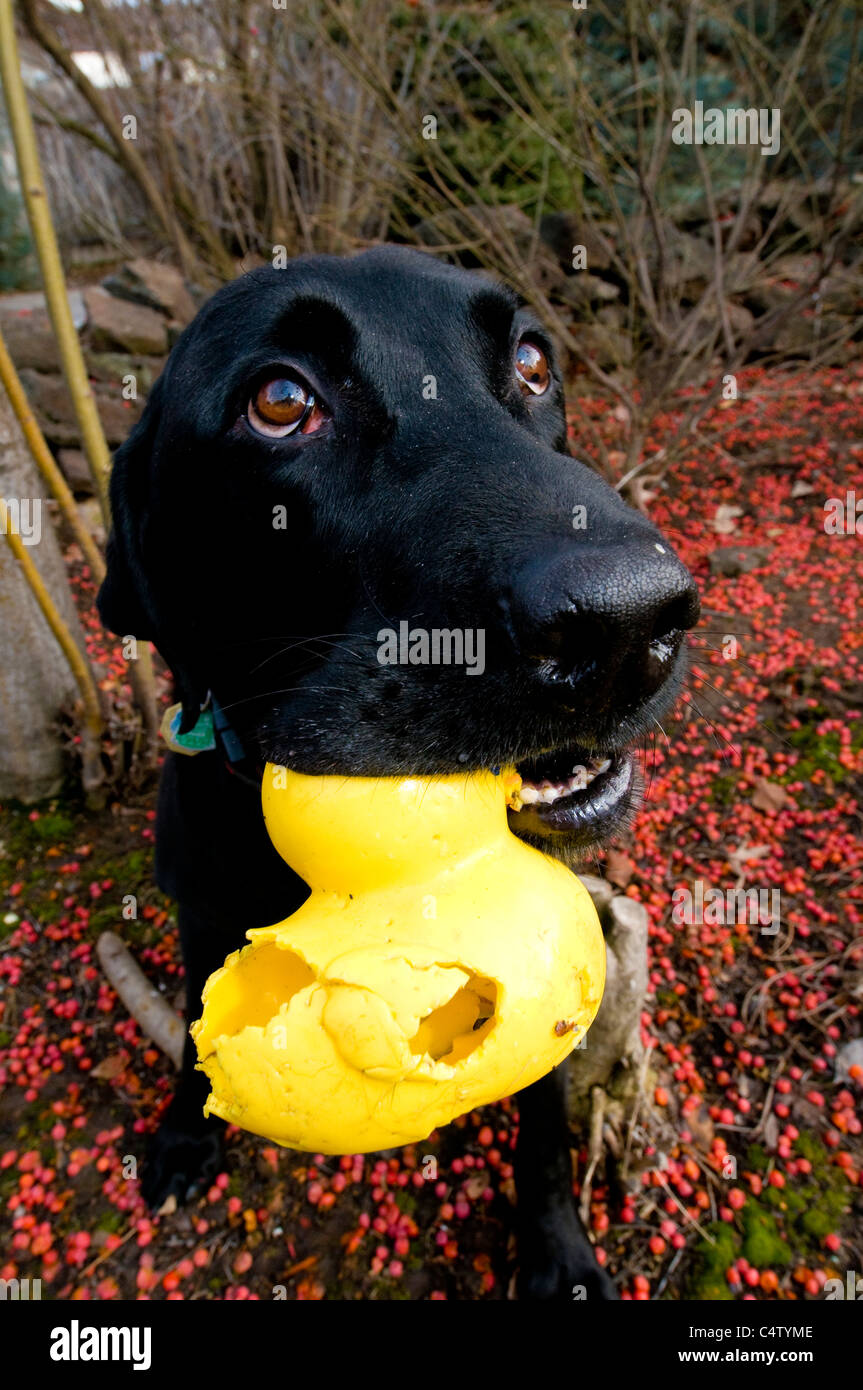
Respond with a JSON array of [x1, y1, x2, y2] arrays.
[[191, 765, 605, 1152]]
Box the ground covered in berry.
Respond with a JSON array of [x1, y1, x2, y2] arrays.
[[1, 363, 861, 1300]]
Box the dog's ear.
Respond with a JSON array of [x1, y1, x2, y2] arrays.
[[98, 373, 207, 730], [98, 376, 163, 643]]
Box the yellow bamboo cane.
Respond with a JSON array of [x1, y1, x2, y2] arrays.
[[0, 0, 110, 523], [0, 327, 105, 582], [0, 498, 103, 792], [0, 0, 159, 758]]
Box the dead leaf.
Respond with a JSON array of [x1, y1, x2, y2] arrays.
[[752, 779, 792, 813], [763, 1113, 780, 1152], [791, 480, 816, 499], [711, 504, 744, 535], [605, 848, 635, 888], [463, 1173, 487, 1200], [687, 1105, 715, 1151], [91, 1051, 129, 1080], [727, 842, 770, 877]]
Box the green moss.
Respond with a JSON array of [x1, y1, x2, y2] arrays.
[[710, 773, 739, 808], [686, 1222, 738, 1300], [741, 1206, 791, 1267], [779, 720, 863, 785], [31, 811, 76, 843]]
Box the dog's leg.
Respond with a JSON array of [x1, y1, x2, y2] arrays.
[[140, 906, 236, 1209], [515, 1065, 618, 1300]]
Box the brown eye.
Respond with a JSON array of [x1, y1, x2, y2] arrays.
[[515, 340, 550, 395], [248, 376, 322, 437]]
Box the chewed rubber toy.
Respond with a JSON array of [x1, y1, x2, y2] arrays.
[[191, 765, 606, 1153]]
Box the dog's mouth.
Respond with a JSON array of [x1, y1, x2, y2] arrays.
[[506, 743, 635, 846]]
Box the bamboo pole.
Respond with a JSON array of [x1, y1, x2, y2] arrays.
[[0, 0, 159, 759], [0, 0, 111, 523], [0, 327, 106, 581], [0, 499, 103, 793]]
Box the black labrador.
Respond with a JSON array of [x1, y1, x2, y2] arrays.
[[98, 245, 699, 1300]]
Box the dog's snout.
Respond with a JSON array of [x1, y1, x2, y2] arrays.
[[508, 541, 700, 708]]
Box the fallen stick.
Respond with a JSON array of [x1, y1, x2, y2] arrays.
[[96, 931, 185, 1069]]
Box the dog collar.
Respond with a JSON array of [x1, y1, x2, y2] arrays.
[[160, 692, 245, 763]]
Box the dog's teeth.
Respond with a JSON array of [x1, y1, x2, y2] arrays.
[[542, 786, 559, 803], [596, 758, 611, 773], [520, 786, 540, 805]]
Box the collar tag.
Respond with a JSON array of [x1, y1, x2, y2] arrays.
[[160, 701, 216, 755]]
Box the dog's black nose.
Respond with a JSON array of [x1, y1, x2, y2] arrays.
[[507, 538, 700, 711]]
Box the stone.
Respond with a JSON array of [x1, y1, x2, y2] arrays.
[[77, 497, 106, 549], [566, 893, 648, 1113], [0, 303, 62, 372], [19, 368, 143, 447], [85, 351, 166, 395], [0, 287, 86, 330], [84, 286, 168, 356], [835, 1038, 863, 1082], [708, 545, 770, 577], [577, 873, 614, 921], [58, 449, 95, 497], [0, 388, 86, 801], [102, 257, 196, 325]]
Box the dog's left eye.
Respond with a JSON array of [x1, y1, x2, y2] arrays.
[[247, 375, 325, 438], [515, 340, 550, 395]]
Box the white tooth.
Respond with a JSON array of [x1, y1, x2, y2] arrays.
[[520, 787, 540, 804], [596, 758, 611, 772], [542, 787, 559, 803]]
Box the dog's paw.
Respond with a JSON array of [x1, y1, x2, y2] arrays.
[[140, 1123, 225, 1211], [517, 1208, 619, 1301]]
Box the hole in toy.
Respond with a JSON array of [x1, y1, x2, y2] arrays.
[[213, 945, 315, 1036], [410, 975, 497, 1064]]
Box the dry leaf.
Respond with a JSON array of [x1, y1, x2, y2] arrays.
[[605, 848, 635, 888], [711, 504, 744, 534], [752, 779, 792, 813], [727, 842, 770, 877], [91, 1051, 129, 1080]]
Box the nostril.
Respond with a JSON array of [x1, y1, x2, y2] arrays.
[[651, 586, 700, 645]]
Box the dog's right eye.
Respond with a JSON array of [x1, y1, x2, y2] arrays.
[[247, 375, 323, 438]]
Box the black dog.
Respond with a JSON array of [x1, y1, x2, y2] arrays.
[[98, 245, 699, 1300]]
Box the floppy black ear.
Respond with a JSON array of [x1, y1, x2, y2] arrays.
[[98, 372, 164, 641], [98, 372, 207, 730]]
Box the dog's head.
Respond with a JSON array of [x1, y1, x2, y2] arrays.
[[100, 245, 699, 856]]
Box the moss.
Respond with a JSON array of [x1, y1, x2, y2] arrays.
[[710, 773, 739, 807], [745, 1143, 769, 1172], [685, 1222, 738, 1300], [779, 720, 863, 785], [31, 811, 76, 843], [741, 1206, 791, 1267]]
